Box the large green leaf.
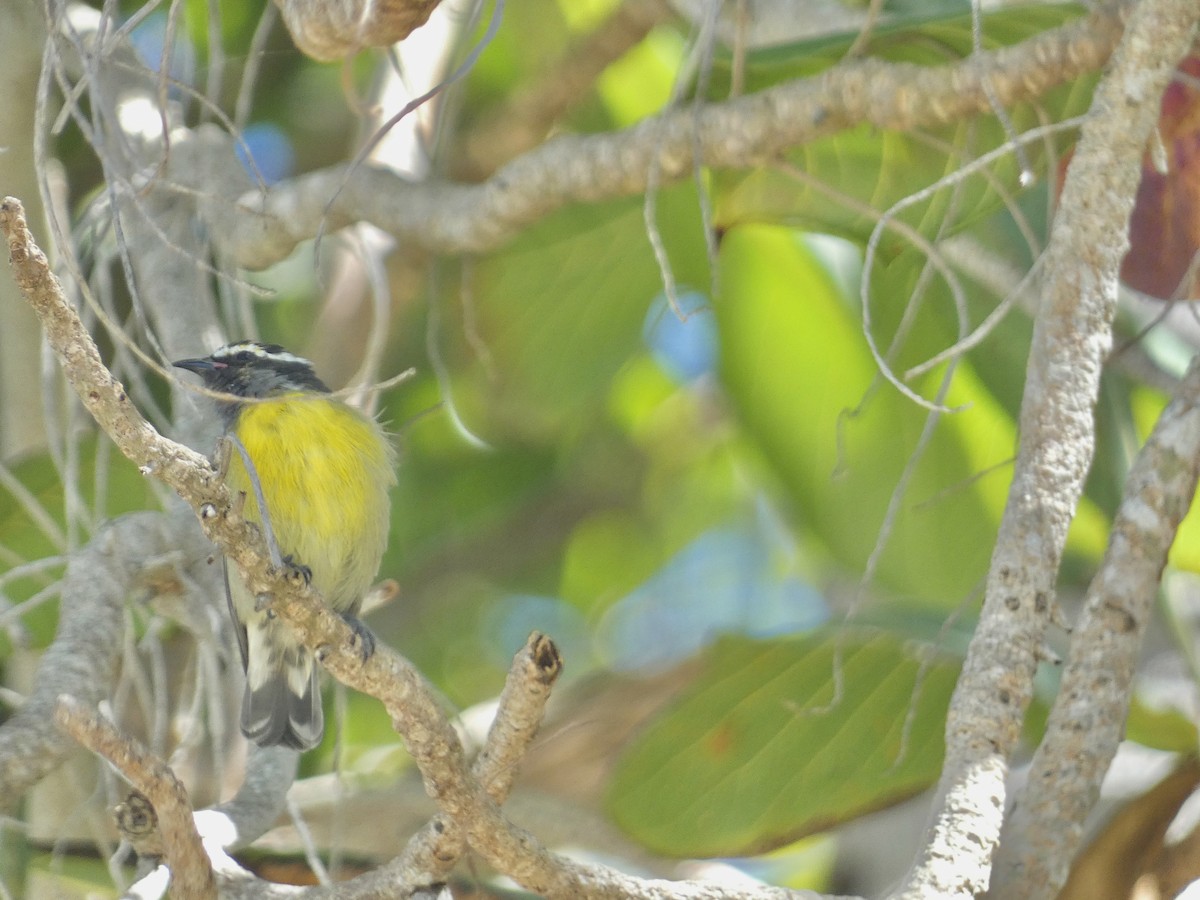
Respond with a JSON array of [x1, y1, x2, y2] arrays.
[[606, 630, 960, 856], [716, 224, 1010, 605]]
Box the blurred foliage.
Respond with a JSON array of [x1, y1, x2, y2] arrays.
[[4, 0, 1197, 887], [0, 439, 159, 652]]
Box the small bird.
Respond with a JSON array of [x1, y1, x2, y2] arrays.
[[174, 341, 396, 750]]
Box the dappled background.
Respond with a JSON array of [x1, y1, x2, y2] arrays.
[[2, 0, 1200, 896]]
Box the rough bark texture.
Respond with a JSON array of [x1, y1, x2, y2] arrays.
[[896, 1, 1200, 897]]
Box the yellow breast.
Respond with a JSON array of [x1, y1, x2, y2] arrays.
[[226, 393, 396, 611]]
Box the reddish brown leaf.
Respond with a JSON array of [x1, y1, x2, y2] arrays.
[[1122, 57, 1200, 300]]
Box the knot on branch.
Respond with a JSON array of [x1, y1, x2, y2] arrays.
[[115, 790, 165, 860]]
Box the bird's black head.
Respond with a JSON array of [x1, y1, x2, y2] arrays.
[[174, 341, 330, 426]]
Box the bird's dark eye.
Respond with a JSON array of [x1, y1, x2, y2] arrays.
[[233, 350, 257, 364]]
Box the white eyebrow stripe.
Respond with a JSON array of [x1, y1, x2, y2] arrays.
[[215, 343, 312, 366]]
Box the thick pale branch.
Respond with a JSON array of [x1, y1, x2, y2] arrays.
[[198, 745, 300, 851], [992, 357, 1200, 895], [897, 1, 1200, 897], [213, 5, 1126, 270], [55, 695, 217, 899]]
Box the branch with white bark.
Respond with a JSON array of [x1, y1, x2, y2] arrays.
[[898, 1, 1200, 897], [992, 357, 1200, 898]]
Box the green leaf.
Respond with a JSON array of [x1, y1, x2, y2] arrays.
[[560, 509, 661, 616], [1124, 694, 1198, 754], [716, 224, 1007, 605], [606, 630, 960, 856]]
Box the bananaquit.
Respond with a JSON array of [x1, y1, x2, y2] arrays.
[[175, 341, 396, 750]]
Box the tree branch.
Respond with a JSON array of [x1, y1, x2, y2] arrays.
[[209, 4, 1127, 270], [307, 633, 563, 898], [991, 356, 1200, 895], [55, 695, 217, 899], [6, 192, 851, 899], [198, 745, 300, 851], [395, 632, 564, 883], [896, 1, 1200, 897]]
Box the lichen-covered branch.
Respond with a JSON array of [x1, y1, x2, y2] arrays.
[[895, 1, 1200, 897], [211, 4, 1127, 270], [991, 357, 1200, 896]]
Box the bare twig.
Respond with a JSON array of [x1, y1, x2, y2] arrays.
[[397, 632, 564, 878], [475, 632, 563, 800], [55, 695, 217, 899], [896, 1, 1200, 897], [211, 4, 1127, 270]]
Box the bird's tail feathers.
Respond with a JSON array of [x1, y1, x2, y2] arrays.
[[241, 652, 323, 751]]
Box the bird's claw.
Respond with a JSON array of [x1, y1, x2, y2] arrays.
[[280, 555, 312, 585], [340, 614, 376, 663]]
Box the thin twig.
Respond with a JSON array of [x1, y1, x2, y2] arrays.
[[0, 510, 198, 806], [401, 632, 564, 876]]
